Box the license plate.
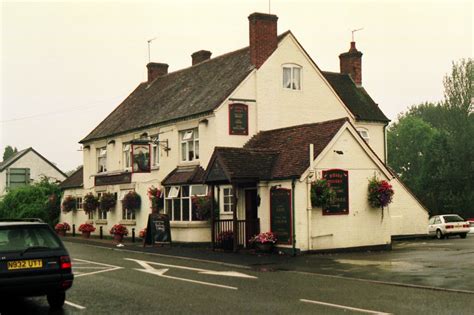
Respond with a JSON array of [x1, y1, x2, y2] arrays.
[[7, 259, 43, 270]]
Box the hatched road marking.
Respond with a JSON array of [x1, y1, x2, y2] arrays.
[[300, 299, 392, 314], [73, 258, 123, 277]]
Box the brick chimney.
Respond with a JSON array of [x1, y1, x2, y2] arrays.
[[146, 62, 169, 83], [339, 42, 363, 86], [192, 50, 212, 65], [248, 12, 278, 69]]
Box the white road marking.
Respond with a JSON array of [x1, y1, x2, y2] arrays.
[[126, 259, 257, 279], [73, 258, 123, 278], [126, 258, 256, 290], [300, 299, 391, 314], [65, 301, 86, 310]]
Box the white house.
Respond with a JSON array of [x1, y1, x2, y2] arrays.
[[61, 12, 428, 252], [0, 147, 67, 196]]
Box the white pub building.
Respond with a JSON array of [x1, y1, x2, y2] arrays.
[[61, 12, 428, 253]]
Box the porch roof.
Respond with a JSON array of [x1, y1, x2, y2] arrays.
[[161, 166, 206, 186]]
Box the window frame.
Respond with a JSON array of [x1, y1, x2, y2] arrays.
[[165, 185, 208, 222], [123, 144, 132, 170], [222, 187, 233, 213], [282, 64, 302, 91], [76, 197, 83, 210], [120, 190, 136, 220], [97, 147, 107, 173], [151, 135, 160, 167], [357, 128, 370, 143], [179, 128, 199, 162]]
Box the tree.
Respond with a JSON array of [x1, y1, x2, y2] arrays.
[[388, 58, 473, 218], [0, 177, 61, 226], [2, 145, 18, 161]]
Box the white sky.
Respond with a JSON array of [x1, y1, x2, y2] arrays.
[[1, 0, 472, 172]]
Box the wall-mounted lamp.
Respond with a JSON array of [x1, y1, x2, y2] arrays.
[[333, 150, 344, 155], [151, 138, 171, 156]]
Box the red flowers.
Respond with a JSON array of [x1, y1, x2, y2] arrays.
[[368, 177, 394, 208], [110, 224, 128, 236], [55, 222, 71, 232], [249, 232, 277, 244], [78, 223, 96, 233]]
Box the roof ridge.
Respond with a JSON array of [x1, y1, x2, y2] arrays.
[[255, 117, 348, 134]]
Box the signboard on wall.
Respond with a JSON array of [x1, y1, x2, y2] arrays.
[[270, 188, 292, 244], [132, 143, 151, 173], [228, 103, 248, 135], [322, 169, 349, 215]]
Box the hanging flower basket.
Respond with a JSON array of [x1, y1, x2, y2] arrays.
[[83, 193, 99, 214], [99, 192, 117, 212], [61, 196, 77, 213], [147, 186, 164, 213], [310, 179, 336, 208], [368, 177, 394, 209], [122, 191, 141, 211]]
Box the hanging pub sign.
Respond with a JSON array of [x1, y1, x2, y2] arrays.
[[144, 213, 172, 247], [228, 103, 248, 135], [132, 143, 151, 173], [322, 169, 349, 215], [270, 188, 292, 244]]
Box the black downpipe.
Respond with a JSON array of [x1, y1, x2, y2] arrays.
[[291, 178, 296, 257]]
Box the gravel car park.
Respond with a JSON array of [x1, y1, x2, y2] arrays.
[[0, 219, 74, 309]]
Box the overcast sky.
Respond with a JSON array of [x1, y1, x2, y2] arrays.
[[1, 0, 472, 172]]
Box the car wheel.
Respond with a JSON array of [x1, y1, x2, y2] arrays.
[[436, 229, 444, 239], [47, 291, 65, 310], [460, 233, 467, 239]]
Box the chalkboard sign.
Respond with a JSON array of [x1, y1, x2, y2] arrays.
[[144, 213, 172, 247], [270, 188, 292, 244], [322, 169, 349, 215], [229, 103, 248, 135]]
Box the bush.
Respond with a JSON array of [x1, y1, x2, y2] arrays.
[[0, 178, 61, 227]]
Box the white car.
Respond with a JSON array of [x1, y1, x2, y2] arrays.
[[468, 219, 474, 234], [428, 214, 470, 239]]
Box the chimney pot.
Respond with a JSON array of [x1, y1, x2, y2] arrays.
[[248, 12, 278, 69], [146, 62, 168, 83], [339, 41, 363, 86], [191, 50, 212, 66]]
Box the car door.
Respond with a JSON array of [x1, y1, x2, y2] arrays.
[[428, 217, 437, 235]]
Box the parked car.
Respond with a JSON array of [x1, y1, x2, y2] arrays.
[[467, 218, 474, 234], [428, 215, 470, 239], [0, 219, 74, 309]]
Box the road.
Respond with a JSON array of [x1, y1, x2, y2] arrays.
[[1, 239, 473, 314]]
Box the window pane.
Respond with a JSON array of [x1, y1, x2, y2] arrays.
[[195, 140, 199, 160], [293, 67, 301, 90], [283, 67, 292, 88], [188, 141, 194, 161], [194, 128, 199, 139], [173, 199, 181, 221], [181, 142, 187, 161], [168, 186, 180, 198], [166, 199, 172, 216], [182, 186, 189, 197], [191, 185, 207, 196], [192, 200, 199, 221], [182, 198, 190, 221], [182, 130, 193, 141]]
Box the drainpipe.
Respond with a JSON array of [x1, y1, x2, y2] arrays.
[[291, 178, 296, 257], [383, 123, 388, 163], [307, 144, 315, 252]]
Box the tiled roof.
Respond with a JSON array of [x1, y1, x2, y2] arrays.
[[161, 166, 206, 186], [59, 166, 83, 189], [81, 48, 255, 143], [322, 72, 390, 122], [205, 118, 347, 182]]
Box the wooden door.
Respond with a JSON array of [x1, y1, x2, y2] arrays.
[[245, 189, 259, 246]]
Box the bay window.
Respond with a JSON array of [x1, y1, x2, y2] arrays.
[[165, 185, 208, 221]]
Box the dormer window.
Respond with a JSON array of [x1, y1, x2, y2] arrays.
[[282, 64, 301, 90], [97, 147, 107, 173], [357, 128, 370, 143]]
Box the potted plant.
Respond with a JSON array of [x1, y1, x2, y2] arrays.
[[249, 232, 277, 253], [83, 193, 99, 214], [368, 176, 394, 220], [54, 222, 70, 236], [147, 186, 163, 213], [138, 228, 147, 239], [311, 179, 336, 208], [78, 223, 96, 238], [122, 191, 141, 212], [216, 230, 234, 251], [110, 224, 128, 243], [99, 192, 117, 212], [61, 196, 77, 213]]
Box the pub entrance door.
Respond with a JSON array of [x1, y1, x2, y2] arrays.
[[245, 189, 259, 246]]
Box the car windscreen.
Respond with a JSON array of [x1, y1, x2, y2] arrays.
[[0, 226, 63, 253], [443, 215, 465, 223]]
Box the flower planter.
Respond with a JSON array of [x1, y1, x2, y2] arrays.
[[57, 230, 66, 237], [255, 242, 273, 253], [221, 239, 234, 251], [114, 234, 124, 243], [82, 231, 91, 239]]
